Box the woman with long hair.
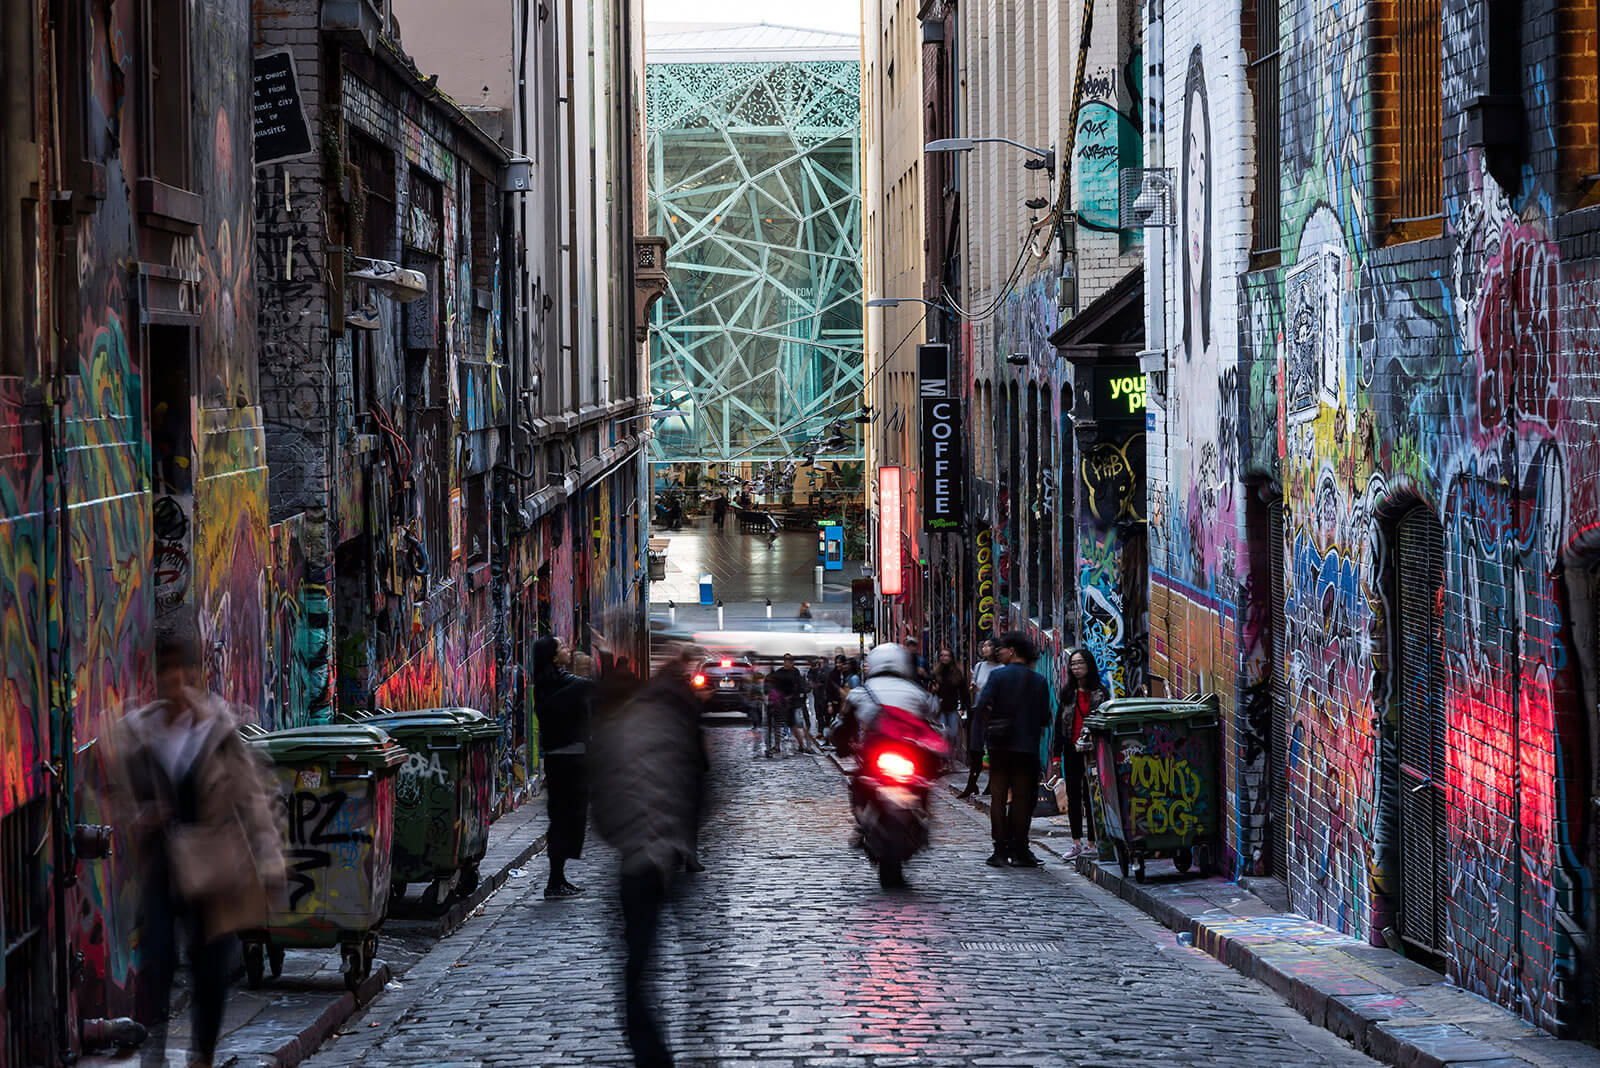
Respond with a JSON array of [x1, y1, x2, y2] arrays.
[[535, 635, 595, 898], [1054, 647, 1109, 859]]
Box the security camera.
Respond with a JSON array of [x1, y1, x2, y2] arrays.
[[1006, 353, 1030, 367], [1025, 197, 1050, 210]]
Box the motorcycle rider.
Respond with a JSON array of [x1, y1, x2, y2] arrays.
[[835, 644, 944, 853]]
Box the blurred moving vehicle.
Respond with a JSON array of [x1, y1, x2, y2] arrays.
[[692, 655, 757, 716]]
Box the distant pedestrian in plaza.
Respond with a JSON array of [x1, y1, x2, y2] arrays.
[[1054, 648, 1108, 860], [973, 631, 1050, 867], [535, 635, 595, 898], [713, 494, 728, 532], [931, 648, 968, 751], [592, 638, 709, 1068], [113, 622, 284, 1068], [960, 639, 1000, 798], [797, 600, 813, 620]]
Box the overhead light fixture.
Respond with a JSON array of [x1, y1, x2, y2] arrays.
[[1006, 353, 1030, 367], [926, 136, 1055, 173], [1025, 197, 1050, 210], [348, 257, 428, 303]]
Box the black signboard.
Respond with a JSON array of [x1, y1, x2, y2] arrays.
[[254, 49, 314, 165], [851, 578, 876, 634], [920, 397, 964, 532], [1078, 365, 1146, 421], [918, 343, 950, 398]]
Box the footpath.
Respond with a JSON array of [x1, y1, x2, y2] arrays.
[[80, 803, 548, 1068], [933, 765, 1600, 1068]]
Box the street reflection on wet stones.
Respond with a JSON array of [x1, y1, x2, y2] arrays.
[[306, 730, 1379, 1067]]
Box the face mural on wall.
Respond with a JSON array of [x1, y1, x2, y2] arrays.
[[1181, 46, 1211, 363]]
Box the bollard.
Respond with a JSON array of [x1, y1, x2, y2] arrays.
[[766, 598, 772, 619], [717, 599, 724, 630]]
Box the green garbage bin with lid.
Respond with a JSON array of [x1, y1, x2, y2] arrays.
[[1083, 694, 1221, 883], [240, 722, 408, 991], [362, 707, 500, 909]]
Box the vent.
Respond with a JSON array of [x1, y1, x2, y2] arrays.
[[1396, 507, 1447, 954], [958, 941, 1061, 953], [1118, 168, 1176, 230], [1268, 500, 1289, 883]]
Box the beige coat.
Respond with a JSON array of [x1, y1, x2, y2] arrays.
[[114, 690, 286, 939]]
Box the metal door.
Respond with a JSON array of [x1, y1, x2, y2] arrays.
[[1268, 501, 1290, 882], [1396, 507, 1448, 954]]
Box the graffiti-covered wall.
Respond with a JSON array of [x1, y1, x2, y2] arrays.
[[1149, 0, 1599, 1037]]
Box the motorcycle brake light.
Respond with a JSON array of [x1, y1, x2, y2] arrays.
[[874, 749, 917, 784], [720, 659, 732, 668], [692, 673, 707, 687]]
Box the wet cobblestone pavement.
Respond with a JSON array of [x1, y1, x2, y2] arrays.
[[306, 729, 1380, 1067]]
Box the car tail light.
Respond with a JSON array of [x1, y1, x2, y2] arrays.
[[873, 749, 917, 784], [720, 659, 732, 668], [692, 673, 707, 688]]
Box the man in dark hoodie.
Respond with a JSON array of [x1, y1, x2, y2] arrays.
[[534, 635, 595, 898], [972, 630, 1050, 868]]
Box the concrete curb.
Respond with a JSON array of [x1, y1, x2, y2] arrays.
[[402, 830, 550, 940], [260, 962, 393, 1068]]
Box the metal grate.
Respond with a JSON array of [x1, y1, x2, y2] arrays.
[[1249, 0, 1281, 256], [1267, 500, 1289, 882], [1393, 0, 1442, 226], [1396, 507, 1447, 953], [1117, 168, 1175, 230], [3, 798, 52, 1068], [959, 941, 1062, 953]]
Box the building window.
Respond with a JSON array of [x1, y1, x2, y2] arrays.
[[2, 1, 39, 378], [1557, 1, 1599, 195], [1372, 0, 1442, 242], [141, 0, 191, 189], [1246, 0, 1281, 263], [348, 132, 396, 260]]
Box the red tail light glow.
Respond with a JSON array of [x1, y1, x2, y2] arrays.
[[720, 659, 732, 668], [692, 673, 707, 688], [873, 749, 917, 784]]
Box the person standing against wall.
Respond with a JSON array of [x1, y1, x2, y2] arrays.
[[931, 649, 968, 752], [535, 635, 595, 898], [1054, 648, 1108, 859], [972, 631, 1050, 867]]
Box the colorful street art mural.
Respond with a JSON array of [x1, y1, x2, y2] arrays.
[[1150, 5, 1596, 1038]]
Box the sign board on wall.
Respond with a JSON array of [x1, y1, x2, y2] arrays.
[[1077, 365, 1147, 422], [918, 343, 950, 398], [253, 49, 315, 165], [920, 398, 964, 532], [974, 527, 996, 635], [878, 466, 903, 596]]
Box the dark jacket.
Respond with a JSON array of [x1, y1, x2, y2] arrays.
[[592, 674, 705, 879], [535, 669, 594, 754], [974, 663, 1051, 755], [1054, 683, 1110, 758]]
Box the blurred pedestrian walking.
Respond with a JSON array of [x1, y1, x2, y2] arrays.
[[592, 638, 709, 1068], [767, 653, 808, 756], [535, 635, 595, 898], [960, 639, 1000, 797], [113, 623, 284, 1068], [973, 631, 1050, 868]]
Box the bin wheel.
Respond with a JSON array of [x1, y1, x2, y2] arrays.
[[420, 879, 444, 911], [342, 942, 372, 992], [1114, 841, 1131, 879], [244, 943, 266, 989], [1174, 847, 1194, 873], [390, 880, 407, 904], [457, 864, 480, 896], [267, 945, 285, 979], [1197, 844, 1219, 877], [1135, 856, 1148, 884]]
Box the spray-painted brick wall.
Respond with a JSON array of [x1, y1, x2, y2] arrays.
[[1152, 0, 1600, 1038]]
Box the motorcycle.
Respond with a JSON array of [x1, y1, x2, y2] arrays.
[[849, 702, 949, 888]]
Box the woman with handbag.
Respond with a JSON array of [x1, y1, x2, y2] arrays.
[[1054, 647, 1109, 860]]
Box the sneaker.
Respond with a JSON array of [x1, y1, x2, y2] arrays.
[[985, 851, 1008, 867], [1009, 850, 1042, 868], [544, 882, 583, 899], [1062, 843, 1083, 860]]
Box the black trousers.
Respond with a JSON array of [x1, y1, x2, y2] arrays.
[[988, 750, 1040, 854], [621, 869, 675, 1067], [1063, 752, 1095, 841], [545, 753, 589, 862], [140, 861, 228, 1066]]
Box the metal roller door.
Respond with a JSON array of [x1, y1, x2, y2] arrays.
[[1396, 507, 1448, 954]]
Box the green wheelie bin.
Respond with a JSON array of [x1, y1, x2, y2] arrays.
[[362, 707, 500, 909], [1083, 695, 1221, 884], [240, 723, 408, 990]]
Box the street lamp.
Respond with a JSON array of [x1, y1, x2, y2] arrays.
[[925, 136, 1055, 172], [865, 296, 956, 312]]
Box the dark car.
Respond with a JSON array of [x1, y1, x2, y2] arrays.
[[693, 656, 757, 717]]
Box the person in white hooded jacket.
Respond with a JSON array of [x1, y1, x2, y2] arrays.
[[834, 643, 939, 754]]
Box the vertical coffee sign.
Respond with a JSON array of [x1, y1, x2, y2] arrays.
[[920, 397, 963, 532], [254, 49, 314, 165]]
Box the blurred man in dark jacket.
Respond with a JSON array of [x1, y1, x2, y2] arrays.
[[593, 639, 708, 1068], [972, 630, 1050, 868]]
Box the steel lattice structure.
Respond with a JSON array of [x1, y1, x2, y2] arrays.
[[647, 53, 864, 463]]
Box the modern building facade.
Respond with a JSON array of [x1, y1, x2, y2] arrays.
[[646, 23, 864, 467], [1144, 0, 1600, 1040]]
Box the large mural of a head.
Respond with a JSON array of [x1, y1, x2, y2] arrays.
[[1181, 46, 1211, 359]]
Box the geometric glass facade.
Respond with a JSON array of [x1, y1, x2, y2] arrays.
[[647, 28, 864, 463]]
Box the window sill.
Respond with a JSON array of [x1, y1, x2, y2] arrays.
[[135, 178, 202, 234]]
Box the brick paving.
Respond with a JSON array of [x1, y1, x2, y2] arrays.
[[306, 729, 1380, 1067]]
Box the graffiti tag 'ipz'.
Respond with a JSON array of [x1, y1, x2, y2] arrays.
[[280, 789, 371, 910]]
